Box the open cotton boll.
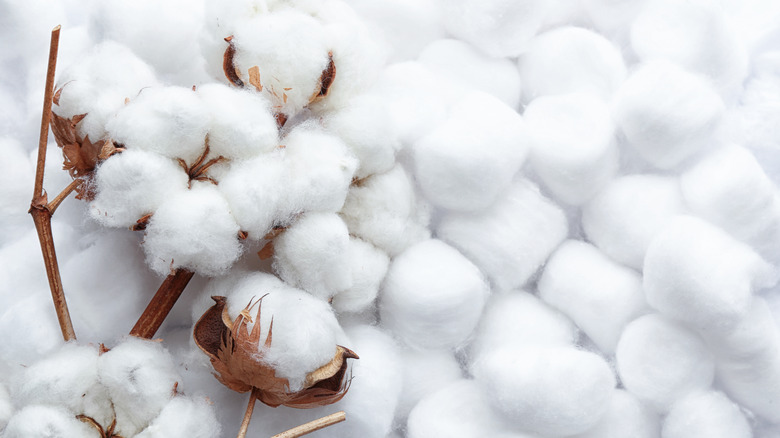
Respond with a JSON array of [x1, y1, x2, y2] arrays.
[[612, 60, 725, 169], [643, 215, 778, 331], [379, 239, 489, 350], [395, 349, 462, 421], [662, 391, 751, 438], [89, 149, 189, 228], [143, 185, 242, 277], [134, 396, 220, 438], [519, 27, 627, 102], [2, 405, 98, 438], [615, 314, 715, 411], [525, 93, 618, 205], [437, 178, 568, 291], [538, 240, 648, 355], [473, 347, 616, 437], [575, 390, 661, 438], [331, 237, 389, 314], [582, 174, 686, 270]]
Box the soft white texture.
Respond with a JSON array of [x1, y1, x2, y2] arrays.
[[0, 383, 11, 431], [575, 390, 661, 438], [662, 391, 752, 438], [2, 404, 98, 438], [331, 238, 390, 314], [395, 349, 462, 421], [379, 239, 489, 350], [134, 396, 221, 438]]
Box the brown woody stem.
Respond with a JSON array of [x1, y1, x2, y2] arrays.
[[129, 268, 194, 339], [236, 390, 258, 438], [33, 25, 60, 201], [47, 179, 81, 214], [271, 411, 346, 438]]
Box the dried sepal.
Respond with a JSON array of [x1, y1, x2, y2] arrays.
[[309, 51, 336, 104], [223, 36, 244, 87]]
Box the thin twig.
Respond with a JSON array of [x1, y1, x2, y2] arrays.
[[236, 390, 258, 438], [271, 412, 346, 438], [129, 268, 194, 339], [33, 25, 60, 201], [47, 179, 81, 214]]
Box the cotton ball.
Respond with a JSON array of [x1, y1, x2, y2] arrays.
[[379, 239, 489, 350], [331, 238, 389, 314], [519, 26, 627, 102], [662, 391, 751, 438], [525, 93, 618, 205], [616, 313, 714, 411], [737, 53, 780, 179], [473, 347, 616, 436], [143, 184, 242, 276], [539, 240, 648, 355], [582, 174, 686, 269], [395, 349, 462, 421], [89, 150, 189, 228], [418, 39, 522, 109], [581, 0, 646, 42], [644, 215, 777, 331], [107, 86, 210, 165], [612, 61, 725, 169], [2, 405, 98, 438], [437, 178, 568, 291], [575, 390, 661, 438], [413, 92, 529, 211], [134, 396, 220, 438]]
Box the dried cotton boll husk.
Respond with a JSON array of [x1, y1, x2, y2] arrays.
[[134, 396, 221, 438], [661, 391, 751, 438], [575, 390, 661, 438], [2, 405, 98, 438], [395, 348, 462, 421], [143, 185, 242, 277], [437, 178, 568, 291], [612, 60, 725, 170], [379, 239, 489, 350], [615, 314, 714, 411], [472, 347, 616, 437], [331, 237, 390, 314]]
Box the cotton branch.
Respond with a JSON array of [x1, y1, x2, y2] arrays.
[[129, 268, 194, 339], [271, 411, 346, 438]]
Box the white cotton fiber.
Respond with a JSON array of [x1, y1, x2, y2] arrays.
[[143, 184, 242, 276], [581, 0, 646, 42], [538, 240, 648, 355], [134, 396, 220, 438], [413, 92, 528, 211], [473, 347, 616, 436], [331, 238, 389, 314], [612, 60, 725, 169], [89, 150, 189, 228], [615, 314, 715, 411], [395, 349, 463, 420], [661, 390, 751, 438], [575, 390, 661, 438], [272, 212, 352, 300], [2, 405, 97, 438], [524, 93, 618, 205], [0, 138, 34, 246], [519, 27, 627, 102], [437, 178, 568, 291], [379, 239, 489, 350], [582, 174, 686, 269], [643, 215, 777, 331], [0, 383, 11, 430]]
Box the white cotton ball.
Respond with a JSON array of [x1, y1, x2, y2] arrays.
[[575, 390, 661, 438], [441, 0, 550, 58], [662, 391, 751, 438], [644, 215, 777, 331], [582, 174, 686, 270], [616, 314, 715, 411], [539, 240, 648, 355], [413, 92, 529, 211], [107, 86, 211, 165], [581, 0, 646, 43], [519, 27, 627, 102], [331, 238, 389, 314], [143, 184, 242, 276], [340, 165, 431, 256], [2, 405, 98, 438], [437, 178, 568, 291], [89, 150, 189, 228], [379, 239, 489, 350], [737, 53, 780, 179], [525, 93, 618, 205], [395, 349, 463, 421], [612, 61, 725, 169], [134, 396, 220, 438], [418, 39, 522, 109], [473, 347, 616, 437]]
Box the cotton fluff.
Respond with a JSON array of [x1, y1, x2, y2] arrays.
[[575, 390, 661, 438], [472, 347, 616, 436], [582, 174, 686, 270], [89, 150, 189, 228], [0, 138, 34, 246], [661, 391, 752, 438], [538, 240, 648, 355], [643, 215, 777, 331], [525, 93, 618, 205], [395, 349, 463, 421], [134, 396, 220, 438], [2, 405, 97, 438], [612, 60, 725, 169], [615, 314, 715, 411], [331, 238, 389, 314], [0, 383, 11, 430], [379, 239, 489, 350], [272, 212, 352, 300], [736, 53, 780, 179], [143, 184, 242, 276], [437, 178, 568, 291], [519, 27, 627, 102], [413, 92, 528, 211]]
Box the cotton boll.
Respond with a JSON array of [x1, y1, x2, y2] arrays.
[[143, 185, 242, 277], [331, 238, 389, 314], [662, 391, 751, 438], [437, 178, 568, 291], [644, 215, 778, 331], [582, 174, 686, 269], [615, 314, 715, 411], [539, 240, 648, 355], [612, 61, 725, 169], [473, 347, 616, 436], [395, 349, 463, 421], [134, 396, 220, 438], [379, 239, 489, 350], [575, 390, 661, 438], [519, 27, 627, 102], [525, 93, 618, 205], [2, 405, 98, 438]]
